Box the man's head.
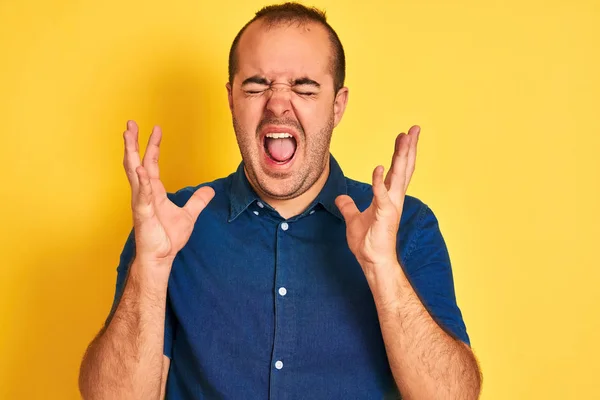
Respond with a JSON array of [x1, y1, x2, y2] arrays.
[[226, 2, 349, 201]]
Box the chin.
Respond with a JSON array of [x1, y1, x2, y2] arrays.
[[254, 173, 304, 200]]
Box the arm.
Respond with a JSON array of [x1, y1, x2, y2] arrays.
[[78, 121, 214, 399], [78, 258, 171, 400], [336, 126, 481, 399], [160, 357, 171, 400], [368, 261, 481, 399]]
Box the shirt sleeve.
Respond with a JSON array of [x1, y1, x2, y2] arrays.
[[105, 228, 175, 358], [400, 204, 471, 346]]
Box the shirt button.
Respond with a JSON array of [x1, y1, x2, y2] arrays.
[[281, 222, 289, 231], [278, 287, 287, 296], [253, 210, 259, 216], [275, 360, 283, 370], [309, 210, 315, 215], [257, 201, 264, 208]]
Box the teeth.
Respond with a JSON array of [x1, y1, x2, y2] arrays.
[[265, 132, 293, 139]]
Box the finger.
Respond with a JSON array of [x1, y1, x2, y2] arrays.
[[134, 165, 154, 219], [150, 177, 168, 199], [388, 134, 410, 201], [142, 125, 162, 179], [123, 120, 142, 191], [404, 125, 420, 192], [384, 133, 403, 190], [372, 165, 394, 211], [183, 186, 216, 220], [335, 194, 360, 222]]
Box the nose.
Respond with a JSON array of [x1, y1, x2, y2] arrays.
[[265, 82, 293, 117]]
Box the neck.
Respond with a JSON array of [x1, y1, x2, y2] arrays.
[[250, 159, 331, 220]]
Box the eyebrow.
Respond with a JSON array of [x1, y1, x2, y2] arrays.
[[241, 76, 270, 86], [293, 77, 320, 88], [241, 75, 321, 88]]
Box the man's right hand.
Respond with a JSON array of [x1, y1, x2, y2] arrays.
[[123, 120, 215, 272]]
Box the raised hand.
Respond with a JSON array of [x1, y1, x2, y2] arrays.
[[123, 120, 215, 269], [335, 126, 420, 276]]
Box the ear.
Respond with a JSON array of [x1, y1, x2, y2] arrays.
[[333, 87, 349, 128], [226, 82, 234, 112]]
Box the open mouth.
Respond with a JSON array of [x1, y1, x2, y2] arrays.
[[263, 132, 298, 164]]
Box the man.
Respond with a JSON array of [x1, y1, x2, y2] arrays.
[[79, 2, 481, 399]]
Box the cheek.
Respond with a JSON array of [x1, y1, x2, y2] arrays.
[[234, 97, 267, 132], [292, 98, 333, 133]]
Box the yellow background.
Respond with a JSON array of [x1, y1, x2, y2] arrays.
[[1, 0, 598, 398]]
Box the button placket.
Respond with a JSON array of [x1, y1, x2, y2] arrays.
[[270, 218, 297, 398]]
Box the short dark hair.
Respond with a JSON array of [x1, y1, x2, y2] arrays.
[[228, 2, 346, 93]]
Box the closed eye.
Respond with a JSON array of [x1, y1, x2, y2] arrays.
[[241, 76, 270, 95], [243, 85, 269, 96], [293, 79, 320, 97], [295, 90, 316, 96]]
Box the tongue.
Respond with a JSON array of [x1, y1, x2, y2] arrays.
[[266, 138, 296, 162]]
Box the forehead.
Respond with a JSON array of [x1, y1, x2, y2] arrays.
[[236, 20, 333, 82]]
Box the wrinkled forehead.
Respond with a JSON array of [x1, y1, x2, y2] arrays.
[[235, 20, 334, 85]]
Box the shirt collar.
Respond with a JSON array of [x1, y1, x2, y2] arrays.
[[228, 154, 348, 222], [312, 154, 347, 220], [228, 162, 260, 222]]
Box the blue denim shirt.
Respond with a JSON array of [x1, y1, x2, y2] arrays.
[[108, 154, 470, 399]]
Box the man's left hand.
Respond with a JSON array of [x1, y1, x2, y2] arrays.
[[335, 125, 420, 277]]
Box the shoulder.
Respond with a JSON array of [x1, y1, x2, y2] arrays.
[[166, 173, 233, 208]]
